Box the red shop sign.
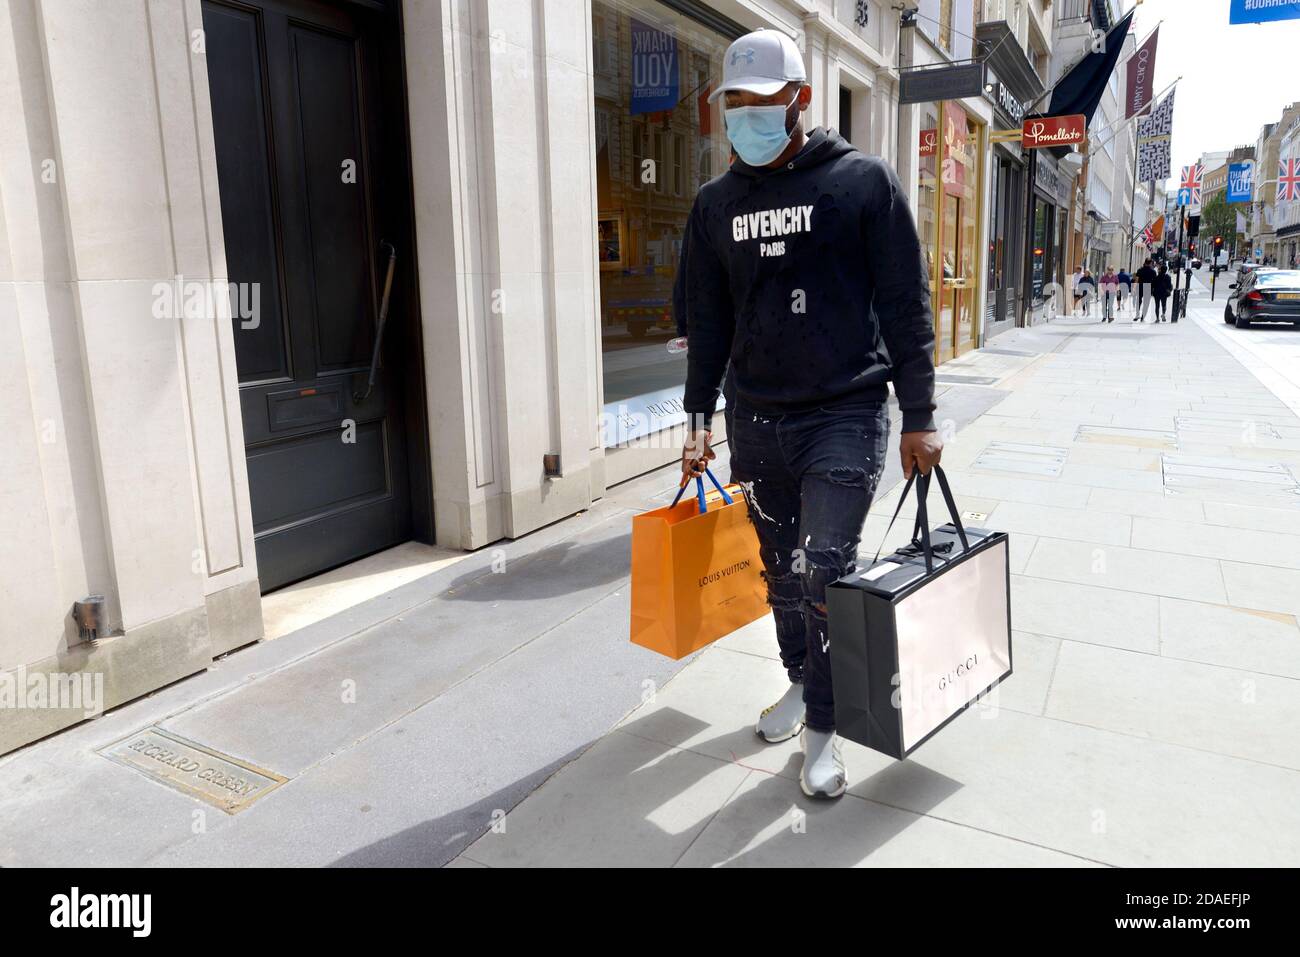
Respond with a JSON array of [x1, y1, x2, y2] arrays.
[[1022, 114, 1086, 148], [919, 128, 937, 157]]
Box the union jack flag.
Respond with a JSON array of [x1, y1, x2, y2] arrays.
[[1180, 163, 1204, 205], [1279, 158, 1300, 203]]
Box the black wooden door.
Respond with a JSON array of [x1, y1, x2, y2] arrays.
[[204, 0, 414, 592]]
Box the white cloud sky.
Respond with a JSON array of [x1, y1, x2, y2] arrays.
[[1124, 0, 1298, 178]]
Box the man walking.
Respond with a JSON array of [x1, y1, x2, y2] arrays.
[[1116, 265, 1131, 316], [678, 29, 940, 799], [1134, 257, 1158, 322], [1099, 265, 1118, 323]]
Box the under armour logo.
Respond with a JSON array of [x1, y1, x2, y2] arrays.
[[730, 47, 755, 66]]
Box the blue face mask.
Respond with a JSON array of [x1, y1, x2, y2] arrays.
[[724, 89, 799, 167]]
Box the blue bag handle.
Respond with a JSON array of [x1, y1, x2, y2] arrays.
[[670, 466, 733, 514]]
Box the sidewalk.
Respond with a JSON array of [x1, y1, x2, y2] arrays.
[[454, 278, 1300, 867], [3, 279, 1299, 867]]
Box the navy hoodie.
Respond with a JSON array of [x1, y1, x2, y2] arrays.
[[682, 128, 936, 433]]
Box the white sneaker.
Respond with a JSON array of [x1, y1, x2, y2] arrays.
[[799, 728, 846, 799], [755, 682, 805, 743]]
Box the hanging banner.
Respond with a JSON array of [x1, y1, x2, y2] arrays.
[[1136, 89, 1175, 182], [629, 19, 678, 115], [698, 84, 713, 135], [1022, 114, 1086, 148], [1227, 162, 1254, 203], [1229, 1, 1300, 25], [1125, 26, 1159, 119]]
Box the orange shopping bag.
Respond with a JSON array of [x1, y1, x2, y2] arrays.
[[630, 467, 769, 659]]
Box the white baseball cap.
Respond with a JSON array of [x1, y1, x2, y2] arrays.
[[707, 29, 806, 103]]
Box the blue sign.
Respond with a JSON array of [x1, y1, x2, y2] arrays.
[[1177, 187, 1193, 206], [1227, 162, 1254, 203], [1230, 0, 1300, 24], [629, 19, 678, 115]]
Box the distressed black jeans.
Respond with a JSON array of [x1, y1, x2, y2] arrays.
[[731, 398, 890, 732]]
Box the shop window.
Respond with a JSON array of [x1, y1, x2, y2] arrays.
[[919, 101, 983, 360], [593, 0, 732, 445]]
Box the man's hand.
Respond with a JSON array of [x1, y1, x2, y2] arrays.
[[900, 430, 942, 479], [681, 429, 716, 486]]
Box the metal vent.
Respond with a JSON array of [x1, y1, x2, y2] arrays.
[[973, 442, 1069, 476]]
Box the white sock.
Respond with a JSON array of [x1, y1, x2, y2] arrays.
[[758, 682, 804, 731]]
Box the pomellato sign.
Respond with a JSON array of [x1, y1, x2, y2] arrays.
[[1022, 114, 1086, 149]]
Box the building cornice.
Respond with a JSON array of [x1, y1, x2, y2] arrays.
[[801, 9, 894, 76]]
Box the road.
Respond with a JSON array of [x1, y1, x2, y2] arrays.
[[1186, 263, 1300, 419]]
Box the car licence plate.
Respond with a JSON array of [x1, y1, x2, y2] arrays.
[[1277, 293, 1300, 300]]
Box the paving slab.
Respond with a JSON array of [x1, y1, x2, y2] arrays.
[[1158, 597, 1300, 679], [1023, 538, 1228, 604], [1010, 575, 1159, 652], [148, 586, 691, 867], [161, 515, 635, 776], [460, 731, 751, 867], [675, 769, 1101, 868], [1045, 641, 1300, 770], [987, 501, 1131, 546], [842, 709, 1300, 867], [1131, 516, 1300, 569]]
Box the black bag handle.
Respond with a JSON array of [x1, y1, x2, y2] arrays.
[[931, 465, 970, 553], [915, 471, 935, 574], [871, 464, 970, 574], [873, 469, 917, 566]]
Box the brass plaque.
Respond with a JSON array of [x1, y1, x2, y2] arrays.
[[99, 727, 287, 814]]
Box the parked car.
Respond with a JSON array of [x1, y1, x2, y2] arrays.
[[1236, 261, 1270, 279], [1224, 269, 1300, 328]]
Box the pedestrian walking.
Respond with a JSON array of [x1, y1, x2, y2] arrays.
[[1100, 265, 1118, 323], [1078, 267, 1096, 317], [1153, 263, 1173, 321], [1071, 265, 1086, 315], [1116, 265, 1132, 316], [680, 28, 940, 801], [1134, 258, 1158, 322]]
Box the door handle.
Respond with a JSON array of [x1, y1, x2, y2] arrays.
[[355, 240, 397, 402]]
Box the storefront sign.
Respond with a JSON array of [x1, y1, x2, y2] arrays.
[[1034, 158, 1062, 200], [1229, 0, 1300, 25], [919, 128, 937, 157], [898, 61, 985, 105], [629, 19, 678, 115], [1034, 157, 1072, 207], [1022, 114, 1086, 149], [601, 385, 728, 447], [983, 67, 1025, 126]]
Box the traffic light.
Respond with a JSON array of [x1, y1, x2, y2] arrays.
[[1214, 236, 1224, 252]]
